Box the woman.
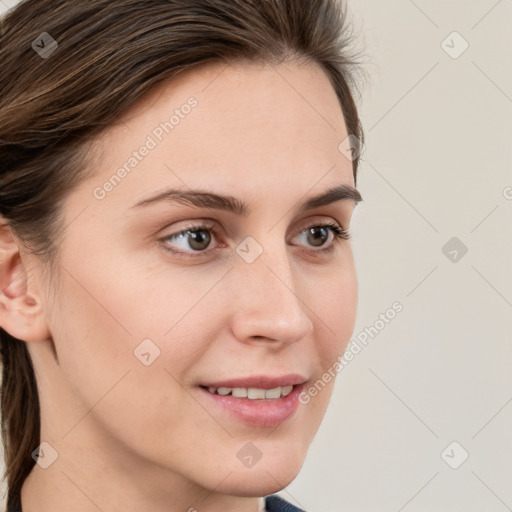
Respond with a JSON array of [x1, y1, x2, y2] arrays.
[[0, 0, 364, 510]]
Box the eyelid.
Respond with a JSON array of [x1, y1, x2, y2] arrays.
[[294, 217, 349, 238], [158, 216, 350, 258], [158, 214, 347, 237]]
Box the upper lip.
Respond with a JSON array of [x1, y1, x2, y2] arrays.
[[200, 374, 307, 389]]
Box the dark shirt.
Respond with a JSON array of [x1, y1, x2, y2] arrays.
[[266, 494, 306, 511], [7, 493, 306, 511]]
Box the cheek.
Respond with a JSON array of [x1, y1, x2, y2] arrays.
[[315, 260, 358, 370], [48, 272, 214, 457], [49, 253, 218, 414]]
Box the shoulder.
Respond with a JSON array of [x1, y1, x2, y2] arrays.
[[265, 494, 307, 512], [8, 493, 306, 512]]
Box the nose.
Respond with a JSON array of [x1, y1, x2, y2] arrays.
[[227, 240, 314, 348]]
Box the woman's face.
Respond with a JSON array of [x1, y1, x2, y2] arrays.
[[28, 60, 359, 505]]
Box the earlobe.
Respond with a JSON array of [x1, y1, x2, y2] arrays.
[[0, 221, 51, 343]]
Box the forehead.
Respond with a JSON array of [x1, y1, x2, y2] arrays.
[[117, 58, 346, 131], [78, 59, 353, 215]]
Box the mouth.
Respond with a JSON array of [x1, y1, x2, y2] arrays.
[[197, 374, 307, 428], [200, 385, 295, 399]]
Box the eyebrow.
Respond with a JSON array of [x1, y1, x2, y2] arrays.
[[131, 184, 362, 215]]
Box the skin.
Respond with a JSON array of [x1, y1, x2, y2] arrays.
[[0, 59, 359, 512]]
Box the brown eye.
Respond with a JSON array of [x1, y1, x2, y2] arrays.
[[304, 226, 330, 247], [159, 220, 350, 260], [180, 228, 212, 251], [160, 222, 219, 257], [293, 220, 350, 252]]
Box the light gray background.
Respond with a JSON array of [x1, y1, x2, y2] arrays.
[[1, 1, 511, 511]]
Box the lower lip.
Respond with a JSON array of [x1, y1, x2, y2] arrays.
[[198, 384, 304, 428]]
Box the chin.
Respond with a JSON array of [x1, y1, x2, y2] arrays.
[[209, 453, 305, 497]]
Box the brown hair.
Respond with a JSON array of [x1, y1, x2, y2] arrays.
[[0, 0, 364, 507]]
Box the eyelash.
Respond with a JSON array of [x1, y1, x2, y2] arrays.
[[159, 220, 351, 259]]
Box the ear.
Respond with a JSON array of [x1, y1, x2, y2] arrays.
[[0, 219, 51, 343]]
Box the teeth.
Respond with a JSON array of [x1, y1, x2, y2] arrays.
[[205, 385, 295, 399], [281, 385, 293, 396], [248, 388, 266, 399], [265, 387, 281, 399], [232, 387, 248, 397]]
